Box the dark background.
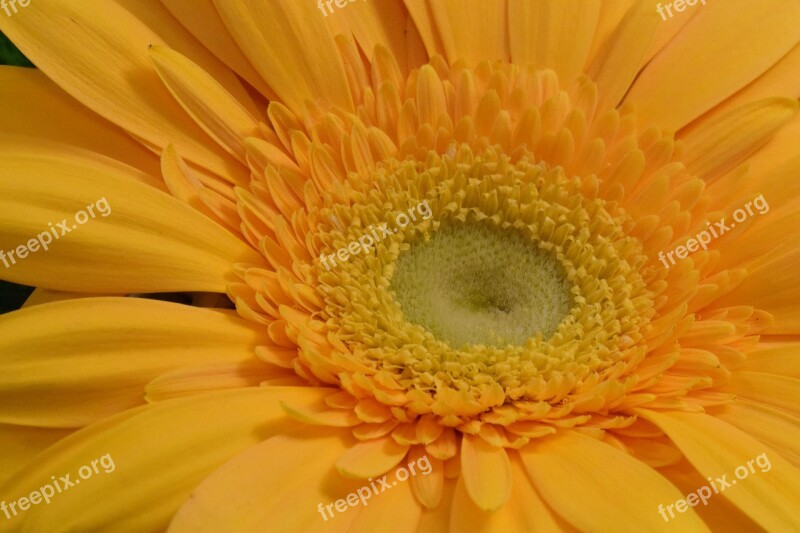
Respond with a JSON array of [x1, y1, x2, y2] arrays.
[[0, 30, 36, 314]]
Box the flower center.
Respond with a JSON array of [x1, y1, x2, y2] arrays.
[[391, 222, 573, 348], [234, 54, 746, 447]]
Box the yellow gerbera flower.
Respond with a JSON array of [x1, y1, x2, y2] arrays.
[[1, 0, 799, 531]]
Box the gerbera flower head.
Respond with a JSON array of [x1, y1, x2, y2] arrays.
[[1, 1, 799, 531]]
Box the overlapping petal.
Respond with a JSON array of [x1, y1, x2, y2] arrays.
[[0, 387, 326, 531]]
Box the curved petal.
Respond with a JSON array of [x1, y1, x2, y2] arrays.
[[508, 0, 600, 84], [643, 4, 698, 65], [0, 146, 263, 293], [717, 372, 800, 416], [415, 479, 456, 532], [679, 98, 798, 179], [748, 111, 800, 181], [149, 45, 261, 159], [657, 459, 763, 531], [706, 41, 800, 118], [402, 0, 446, 59], [588, 0, 660, 111], [348, 469, 422, 533], [22, 288, 112, 308], [714, 218, 800, 334], [145, 360, 299, 402], [519, 430, 709, 532], [212, 0, 353, 115], [325, 0, 419, 74], [0, 387, 327, 532], [713, 399, 800, 467], [336, 437, 410, 478], [429, 0, 509, 65], [625, 0, 800, 130], [0, 298, 269, 427], [159, 0, 278, 100], [0, 67, 161, 177], [460, 434, 512, 511], [168, 427, 362, 532], [0, 424, 72, 485], [639, 409, 800, 531], [0, 0, 249, 180], [449, 455, 571, 532], [585, 0, 634, 66], [114, 0, 262, 118], [737, 340, 800, 378]]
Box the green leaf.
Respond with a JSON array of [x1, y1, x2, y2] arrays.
[[0, 29, 34, 67]]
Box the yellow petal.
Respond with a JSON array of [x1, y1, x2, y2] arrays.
[[0, 66, 159, 177], [0, 424, 72, 485], [325, 0, 419, 73], [145, 360, 298, 402], [658, 459, 763, 531], [348, 469, 422, 533], [714, 399, 800, 467], [625, 0, 800, 130], [460, 434, 512, 511], [519, 430, 709, 532], [680, 98, 798, 179], [714, 41, 800, 116], [212, 0, 353, 114], [508, 0, 600, 84], [738, 340, 800, 378], [429, 0, 509, 65], [714, 214, 800, 333], [585, 0, 635, 66], [450, 454, 570, 532], [336, 437, 410, 478], [0, 132, 163, 190], [160, 144, 229, 227], [408, 446, 443, 509], [281, 400, 361, 427], [0, 387, 327, 532], [22, 288, 110, 308], [717, 371, 800, 416], [160, 0, 278, 100], [0, 147, 262, 292], [643, 4, 696, 65], [117, 0, 262, 117], [0, 298, 269, 427], [402, 0, 446, 59], [417, 65, 447, 127], [748, 109, 800, 182], [0, 0, 250, 180], [639, 409, 800, 531], [149, 45, 261, 159], [588, 0, 660, 111], [169, 427, 362, 532]]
